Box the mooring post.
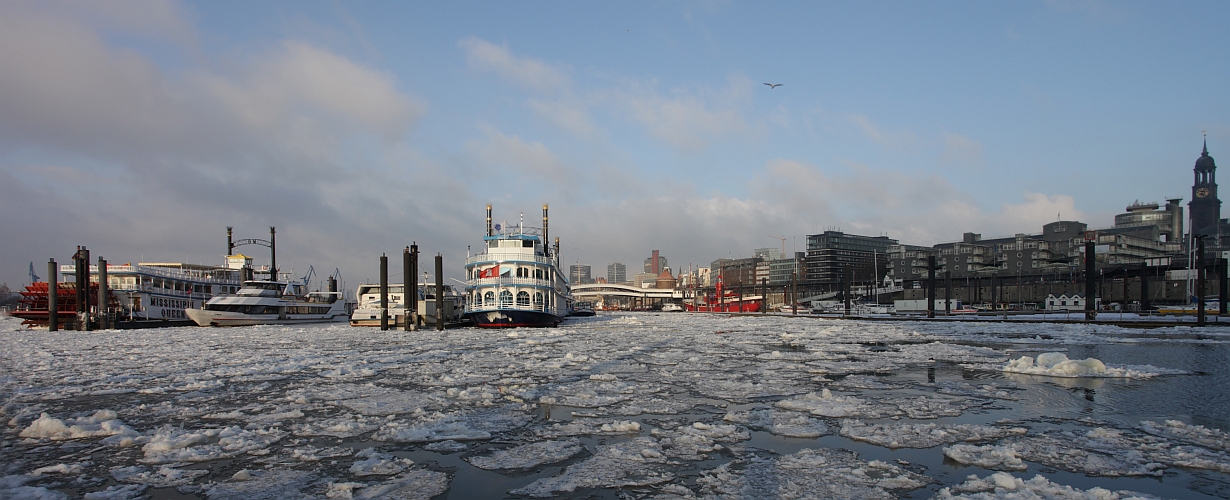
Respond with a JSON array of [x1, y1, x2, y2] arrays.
[[403, 247, 413, 331], [410, 243, 419, 330], [843, 265, 852, 315], [1218, 258, 1227, 316], [269, 227, 277, 281], [47, 259, 58, 332], [752, 280, 762, 314], [380, 254, 389, 331], [80, 246, 90, 331], [98, 256, 108, 330], [990, 274, 997, 313], [927, 256, 936, 319], [435, 254, 445, 331], [945, 270, 952, 315], [1085, 241, 1096, 322], [1139, 262, 1149, 313], [1197, 238, 1206, 326], [791, 272, 798, 315]]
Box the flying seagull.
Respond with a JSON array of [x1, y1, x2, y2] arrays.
[[764, 83, 782, 89]]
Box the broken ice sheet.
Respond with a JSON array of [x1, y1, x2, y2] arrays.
[[110, 465, 208, 487], [943, 443, 1028, 471], [652, 421, 751, 460], [840, 419, 1027, 449], [534, 419, 642, 439], [1009, 425, 1230, 476], [19, 410, 139, 441], [202, 469, 317, 500], [934, 471, 1162, 500], [139, 425, 286, 464], [694, 448, 929, 500], [349, 448, 413, 476], [776, 389, 890, 418], [372, 404, 532, 443], [466, 438, 585, 470], [289, 413, 382, 438], [326, 469, 450, 500], [509, 437, 673, 497], [723, 408, 831, 438]]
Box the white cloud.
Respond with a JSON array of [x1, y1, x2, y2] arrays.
[[606, 74, 754, 152], [848, 114, 922, 149], [459, 37, 570, 94], [938, 131, 985, 168], [469, 127, 574, 181]]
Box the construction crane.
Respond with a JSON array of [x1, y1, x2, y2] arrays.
[[769, 237, 787, 258]]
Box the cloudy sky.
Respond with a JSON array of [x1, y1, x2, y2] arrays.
[[2, 0, 1228, 289]]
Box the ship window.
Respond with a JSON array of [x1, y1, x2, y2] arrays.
[[534, 292, 543, 310], [484, 291, 495, 306], [500, 290, 513, 307], [523, 240, 533, 247], [517, 291, 530, 307], [535, 269, 543, 279]]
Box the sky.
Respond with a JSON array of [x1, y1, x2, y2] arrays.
[[2, 0, 1229, 289]]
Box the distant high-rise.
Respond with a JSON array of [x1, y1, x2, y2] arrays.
[[569, 265, 591, 284], [644, 250, 667, 274], [607, 262, 627, 283]]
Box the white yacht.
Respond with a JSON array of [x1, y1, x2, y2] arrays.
[[349, 282, 464, 327], [660, 303, 683, 312], [186, 280, 346, 327]]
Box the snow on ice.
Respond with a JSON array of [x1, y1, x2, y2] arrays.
[[0, 312, 1224, 498]]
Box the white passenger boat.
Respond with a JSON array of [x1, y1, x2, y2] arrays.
[[463, 204, 570, 328], [186, 280, 347, 327], [14, 260, 247, 329], [349, 282, 464, 327], [660, 303, 683, 312]]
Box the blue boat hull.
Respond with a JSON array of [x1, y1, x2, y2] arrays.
[[464, 309, 563, 328]]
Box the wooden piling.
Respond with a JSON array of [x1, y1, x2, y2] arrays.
[[269, 227, 277, 280], [47, 259, 58, 332], [1140, 262, 1149, 311], [791, 272, 798, 315], [944, 270, 951, 315], [435, 254, 444, 331], [1197, 238, 1206, 326], [380, 254, 389, 331], [98, 257, 108, 330], [1085, 241, 1096, 322], [927, 256, 936, 319], [403, 247, 413, 331], [1219, 258, 1227, 315], [410, 244, 419, 330]]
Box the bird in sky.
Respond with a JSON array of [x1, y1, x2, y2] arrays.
[[764, 83, 782, 89]]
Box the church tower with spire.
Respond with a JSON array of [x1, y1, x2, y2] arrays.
[[1189, 138, 1221, 238]]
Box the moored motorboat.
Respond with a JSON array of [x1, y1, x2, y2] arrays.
[[186, 280, 347, 327], [349, 282, 465, 327], [463, 204, 570, 328], [661, 303, 683, 312], [569, 301, 596, 317]]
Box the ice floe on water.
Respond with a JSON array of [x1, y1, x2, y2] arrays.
[[510, 437, 674, 497], [840, 419, 1027, 449], [1001, 352, 1189, 378], [935, 472, 1161, 499], [466, 438, 585, 470], [3, 312, 1229, 498], [681, 448, 930, 499], [723, 408, 831, 438]]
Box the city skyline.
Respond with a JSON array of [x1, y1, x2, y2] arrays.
[[2, 1, 1228, 289]]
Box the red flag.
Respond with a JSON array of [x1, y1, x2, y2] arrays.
[[480, 265, 499, 278]]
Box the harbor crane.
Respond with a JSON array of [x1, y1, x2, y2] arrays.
[[769, 236, 787, 258]]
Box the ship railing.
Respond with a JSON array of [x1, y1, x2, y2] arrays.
[[466, 277, 555, 288], [466, 302, 550, 313], [465, 254, 555, 266], [60, 264, 242, 283]]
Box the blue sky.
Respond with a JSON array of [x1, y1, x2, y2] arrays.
[[2, 0, 1228, 288]]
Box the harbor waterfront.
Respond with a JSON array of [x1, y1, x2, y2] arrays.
[[3, 312, 1229, 499]]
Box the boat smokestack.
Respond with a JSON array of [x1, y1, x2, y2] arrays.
[[227, 226, 233, 257], [486, 204, 493, 237], [542, 204, 549, 256]]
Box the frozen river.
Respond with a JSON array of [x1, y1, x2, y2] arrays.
[[3, 312, 1230, 499]]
